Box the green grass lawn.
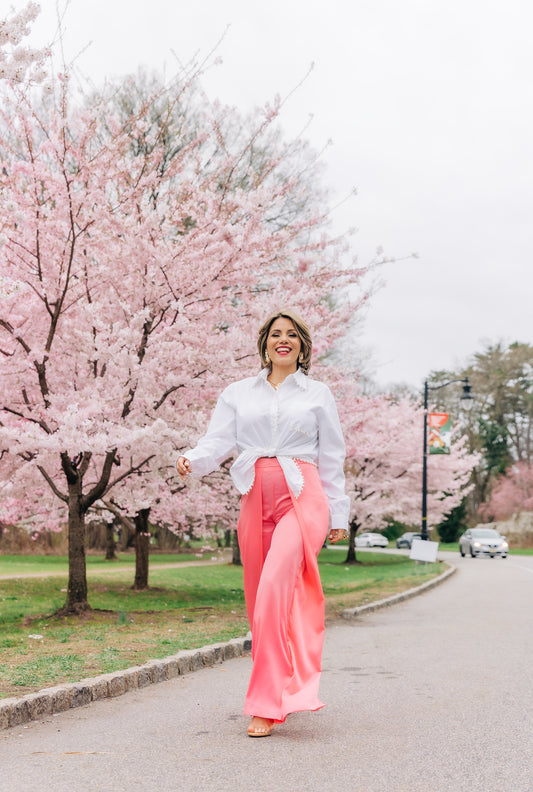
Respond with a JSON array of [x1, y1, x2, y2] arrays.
[[0, 549, 445, 698]]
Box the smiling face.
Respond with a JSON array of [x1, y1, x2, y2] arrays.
[[266, 316, 302, 375]]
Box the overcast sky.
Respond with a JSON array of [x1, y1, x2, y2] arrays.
[[28, 0, 533, 389]]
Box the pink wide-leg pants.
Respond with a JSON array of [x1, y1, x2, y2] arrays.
[[237, 458, 330, 722]]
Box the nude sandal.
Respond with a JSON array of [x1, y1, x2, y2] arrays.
[[247, 717, 275, 737]]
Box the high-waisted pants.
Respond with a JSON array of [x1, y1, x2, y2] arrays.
[[237, 458, 330, 722]]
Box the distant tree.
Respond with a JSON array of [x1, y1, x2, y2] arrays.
[[429, 341, 533, 514], [382, 519, 409, 542], [436, 498, 468, 543], [478, 417, 512, 479]]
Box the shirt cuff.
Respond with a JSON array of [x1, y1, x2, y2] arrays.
[[330, 511, 349, 532], [183, 449, 215, 478]]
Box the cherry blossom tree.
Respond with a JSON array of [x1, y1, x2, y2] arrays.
[[0, 55, 368, 611], [478, 461, 533, 522]]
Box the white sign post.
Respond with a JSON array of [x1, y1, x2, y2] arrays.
[[410, 538, 439, 563]]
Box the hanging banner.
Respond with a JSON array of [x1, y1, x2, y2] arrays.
[[428, 413, 451, 454]]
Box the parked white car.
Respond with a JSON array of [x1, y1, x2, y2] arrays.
[[354, 532, 389, 548]]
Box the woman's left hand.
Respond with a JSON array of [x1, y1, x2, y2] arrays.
[[328, 529, 349, 544]]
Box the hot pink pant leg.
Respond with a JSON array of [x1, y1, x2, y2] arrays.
[[237, 459, 329, 722]]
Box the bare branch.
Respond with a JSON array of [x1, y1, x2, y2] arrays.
[[100, 498, 135, 533], [2, 406, 52, 434], [121, 319, 153, 419], [79, 452, 92, 477], [153, 383, 184, 411], [82, 449, 117, 510], [0, 319, 31, 354], [61, 451, 82, 485], [33, 358, 51, 407], [37, 464, 68, 502], [153, 367, 207, 410]]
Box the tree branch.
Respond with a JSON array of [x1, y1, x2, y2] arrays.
[[100, 498, 135, 533], [1, 406, 52, 434], [121, 318, 153, 419], [79, 452, 92, 478], [153, 383, 184, 411], [153, 367, 207, 410], [0, 319, 31, 354], [81, 449, 117, 510], [105, 454, 156, 493], [61, 451, 83, 485], [37, 464, 68, 502]]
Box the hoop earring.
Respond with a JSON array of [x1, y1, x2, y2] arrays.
[[298, 353, 304, 363], [264, 351, 270, 364]]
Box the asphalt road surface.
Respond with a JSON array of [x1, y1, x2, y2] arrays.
[[1, 551, 531, 792]]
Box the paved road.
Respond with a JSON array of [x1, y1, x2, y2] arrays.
[[1, 552, 531, 792]]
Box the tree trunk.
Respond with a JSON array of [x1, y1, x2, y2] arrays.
[[132, 508, 151, 590], [231, 529, 241, 565], [116, 520, 134, 550], [49, 449, 117, 615], [105, 520, 118, 560], [64, 478, 90, 613], [344, 520, 360, 564]]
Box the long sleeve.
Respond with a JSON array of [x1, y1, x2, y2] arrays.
[[184, 391, 237, 478], [316, 388, 350, 531]]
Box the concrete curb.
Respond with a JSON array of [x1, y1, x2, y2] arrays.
[[0, 564, 456, 731], [341, 563, 457, 619], [0, 635, 252, 732]]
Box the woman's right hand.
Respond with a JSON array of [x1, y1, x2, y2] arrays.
[[176, 456, 192, 480], [328, 528, 349, 544]]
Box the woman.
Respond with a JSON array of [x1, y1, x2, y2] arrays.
[[177, 310, 349, 737]]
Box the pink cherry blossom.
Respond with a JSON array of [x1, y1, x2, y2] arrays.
[[479, 462, 533, 522], [0, 2, 48, 84]]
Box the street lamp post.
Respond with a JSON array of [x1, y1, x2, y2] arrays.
[[421, 377, 473, 540]]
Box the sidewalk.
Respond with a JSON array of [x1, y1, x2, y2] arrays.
[[0, 551, 233, 580]]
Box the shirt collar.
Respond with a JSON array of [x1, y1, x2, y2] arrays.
[[254, 367, 309, 390]]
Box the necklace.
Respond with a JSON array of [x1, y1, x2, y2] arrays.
[[268, 378, 283, 390]]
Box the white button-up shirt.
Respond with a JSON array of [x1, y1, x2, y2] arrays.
[[185, 368, 349, 531]]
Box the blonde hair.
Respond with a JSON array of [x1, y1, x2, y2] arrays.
[[257, 310, 312, 374]]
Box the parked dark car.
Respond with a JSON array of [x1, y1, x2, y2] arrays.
[[458, 528, 508, 558], [396, 532, 423, 549]]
